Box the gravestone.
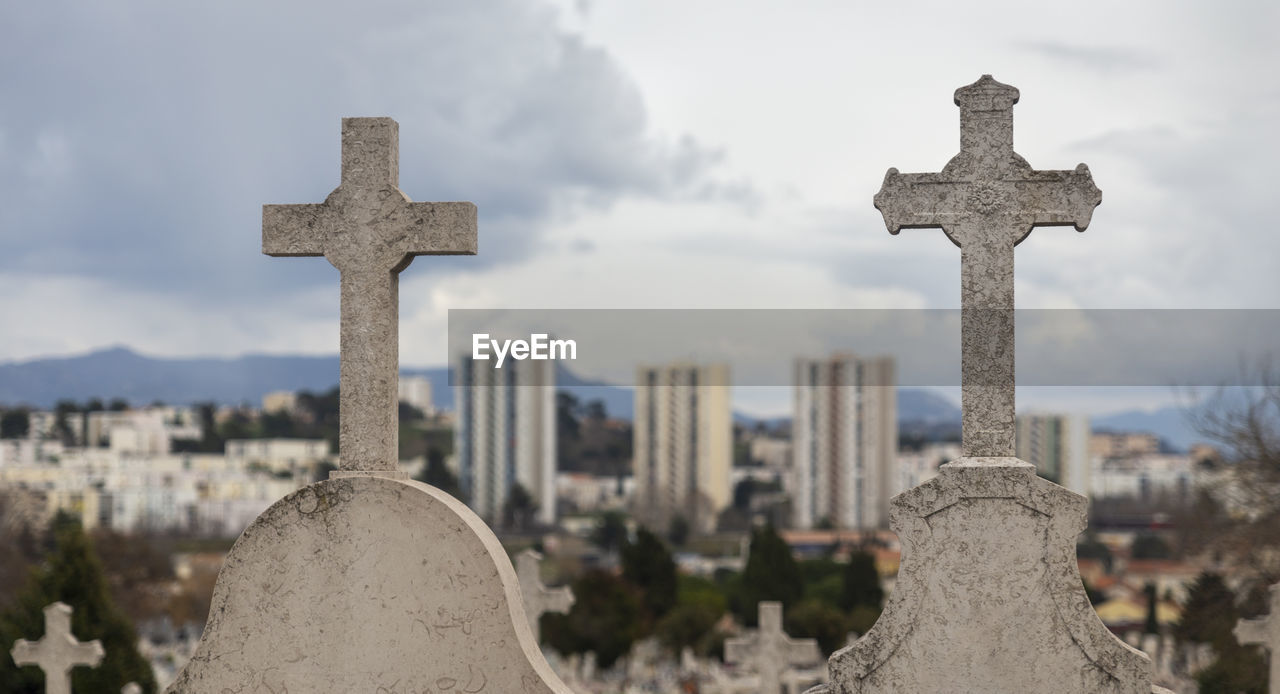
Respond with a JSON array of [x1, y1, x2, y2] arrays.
[[812, 77, 1166, 693], [516, 549, 575, 642], [167, 118, 571, 693], [9, 602, 104, 694], [1235, 582, 1279, 692], [725, 602, 821, 694], [123, 684, 142, 694]]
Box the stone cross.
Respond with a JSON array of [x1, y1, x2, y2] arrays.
[[516, 548, 575, 642], [263, 117, 477, 473], [1235, 583, 1280, 692], [724, 602, 820, 694], [874, 74, 1101, 457], [10, 602, 105, 694]]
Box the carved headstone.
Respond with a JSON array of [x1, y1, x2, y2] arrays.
[[517, 548, 575, 642], [10, 603, 104, 694], [813, 76, 1167, 694], [725, 602, 821, 694], [167, 119, 569, 693], [1235, 583, 1279, 692]]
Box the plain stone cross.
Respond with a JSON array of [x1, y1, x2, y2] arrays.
[[10, 602, 105, 694], [515, 549, 574, 642], [1235, 583, 1280, 692], [874, 75, 1101, 457], [724, 602, 820, 694], [263, 117, 477, 473]]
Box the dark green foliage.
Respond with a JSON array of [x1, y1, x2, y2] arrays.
[[1, 408, 30, 439], [621, 528, 678, 620], [1142, 583, 1159, 635], [542, 570, 643, 668], [591, 511, 629, 553], [785, 599, 851, 656], [667, 515, 690, 547], [501, 484, 539, 531], [840, 550, 884, 612], [1174, 571, 1267, 693], [1130, 532, 1172, 560], [1076, 534, 1114, 572], [416, 446, 462, 500], [0, 514, 157, 693], [736, 525, 802, 626], [655, 603, 722, 657]]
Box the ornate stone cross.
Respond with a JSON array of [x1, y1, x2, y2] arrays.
[[10, 602, 105, 694], [263, 118, 477, 473], [874, 74, 1101, 457], [1236, 583, 1280, 692], [515, 549, 575, 643], [724, 602, 821, 694]]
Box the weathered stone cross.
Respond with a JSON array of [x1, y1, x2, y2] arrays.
[[10, 602, 105, 694], [515, 548, 575, 643], [874, 75, 1101, 457], [263, 118, 476, 473], [724, 601, 821, 694], [1235, 583, 1280, 692]]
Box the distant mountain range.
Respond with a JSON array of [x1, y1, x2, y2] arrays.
[[0, 347, 1205, 450]]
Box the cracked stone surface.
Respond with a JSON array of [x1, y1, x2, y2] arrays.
[[262, 117, 476, 472], [813, 459, 1165, 694], [167, 477, 572, 693], [873, 75, 1101, 458]]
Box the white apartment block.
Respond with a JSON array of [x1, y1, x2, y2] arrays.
[[454, 356, 556, 527], [792, 354, 897, 530], [225, 438, 331, 475], [1015, 413, 1090, 497], [398, 375, 434, 416], [896, 442, 962, 492], [633, 363, 732, 534]]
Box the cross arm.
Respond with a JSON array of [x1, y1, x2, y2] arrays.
[[1014, 164, 1102, 232], [786, 639, 822, 664], [873, 169, 961, 235], [262, 204, 332, 257], [395, 201, 478, 256]]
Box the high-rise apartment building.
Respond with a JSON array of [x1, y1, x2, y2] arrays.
[[454, 357, 556, 527], [792, 354, 897, 530], [1016, 413, 1090, 497], [633, 363, 731, 534]]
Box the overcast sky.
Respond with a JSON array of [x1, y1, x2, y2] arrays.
[[1, 1, 1276, 412]]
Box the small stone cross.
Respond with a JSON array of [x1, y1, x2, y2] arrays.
[[515, 549, 574, 643], [724, 602, 820, 694], [263, 117, 477, 473], [874, 75, 1101, 457], [1235, 583, 1280, 692], [9, 602, 105, 694]]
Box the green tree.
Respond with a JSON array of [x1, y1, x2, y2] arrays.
[[1130, 533, 1172, 560], [1, 408, 31, 439], [1174, 571, 1267, 693], [667, 515, 691, 548], [621, 527, 677, 620], [1142, 583, 1159, 635], [736, 524, 802, 626], [416, 447, 462, 500], [107, 398, 130, 412], [0, 514, 157, 693], [591, 511, 629, 553], [785, 599, 851, 656], [501, 484, 539, 531], [542, 570, 642, 668], [655, 603, 721, 657], [839, 550, 884, 612]]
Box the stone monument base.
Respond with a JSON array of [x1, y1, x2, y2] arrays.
[[168, 476, 570, 693], [818, 458, 1170, 694]]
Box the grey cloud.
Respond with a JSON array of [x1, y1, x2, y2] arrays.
[[0, 0, 745, 305], [1014, 41, 1159, 73]]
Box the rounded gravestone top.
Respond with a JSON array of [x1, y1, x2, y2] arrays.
[[168, 476, 570, 694]]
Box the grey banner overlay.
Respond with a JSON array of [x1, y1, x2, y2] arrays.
[[447, 309, 1280, 387]]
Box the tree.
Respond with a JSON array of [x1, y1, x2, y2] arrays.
[[785, 599, 851, 657], [53, 400, 79, 446], [590, 511, 628, 553], [1142, 583, 1159, 635], [1174, 571, 1267, 693], [736, 524, 802, 626], [107, 398, 130, 412], [621, 527, 677, 620], [667, 515, 690, 548], [416, 447, 462, 500], [542, 570, 642, 668], [501, 484, 538, 532], [655, 603, 721, 657], [0, 513, 157, 693], [0, 409, 30, 439], [839, 550, 884, 612]]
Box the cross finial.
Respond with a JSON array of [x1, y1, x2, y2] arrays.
[[724, 601, 821, 693], [1235, 583, 1280, 691], [10, 602, 105, 694], [263, 118, 477, 475], [874, 76, 1100, 459], [515, 549, 574, 643]]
